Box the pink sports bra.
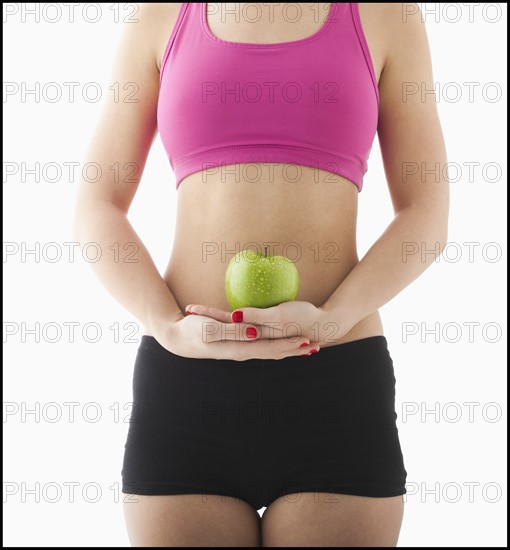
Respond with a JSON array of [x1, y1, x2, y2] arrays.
[[157, 3, 379, 192]]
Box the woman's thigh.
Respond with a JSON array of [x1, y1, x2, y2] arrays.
[[261, 493, 404, 547], [123, 494, 261, 547]]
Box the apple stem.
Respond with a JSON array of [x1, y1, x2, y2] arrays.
[[264, 246, 268, 258]]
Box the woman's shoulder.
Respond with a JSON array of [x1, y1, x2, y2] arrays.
[[358, 3, 421, 22], [137, 2, 183, 21], [357, 3, 428, 78], [358, 2, 425, 38], [123, 3, 185, 72]]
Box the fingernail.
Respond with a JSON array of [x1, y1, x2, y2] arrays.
[[246, 327, 258, 339], [300, 342, 309, 348], [185, 310, 197, 315], [185, 310, 191, 315], [232, 311, 243, 323]]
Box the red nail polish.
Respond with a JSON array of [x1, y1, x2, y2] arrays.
[[300, 342, 309, 348], [232, 311, 243, 323], [246, 327, 257, 339], [310, 348, 319, 354], [185, 310, 191, 315]]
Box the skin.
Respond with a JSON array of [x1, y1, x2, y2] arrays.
[[74, 2, 449, 547]]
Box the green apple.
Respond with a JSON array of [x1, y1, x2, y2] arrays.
[[225, 247, 299, 310]]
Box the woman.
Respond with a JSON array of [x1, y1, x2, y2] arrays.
[[74, 3, 449, 546]]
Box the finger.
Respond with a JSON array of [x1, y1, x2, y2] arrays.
[[203, 321, 308, 344], [193, 315, 300, 341], [265, 339, 320, 360], [208, 338, 318, 361], [254, 324, 303, 340], [202, 321, 262, 343], [231, 305, 282, 327], [242, 339, 319, 361], [294, 341, 321, 357], [185, 304, 231, 323], [186, 306, 292, 338], [259, 339, 320, 359]]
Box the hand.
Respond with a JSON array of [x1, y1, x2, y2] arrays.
[[153, 310, 315, 361], [185, 300, 350, 347]]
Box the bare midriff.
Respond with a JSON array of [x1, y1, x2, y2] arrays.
[[144, 165, 384, 348]]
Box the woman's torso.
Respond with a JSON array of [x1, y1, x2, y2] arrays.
[[147, 3, 387, 348]]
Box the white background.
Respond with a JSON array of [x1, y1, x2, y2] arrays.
[[3, 2, 507, 547]]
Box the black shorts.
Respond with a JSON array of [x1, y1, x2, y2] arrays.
[[121, 335, 407, 510]]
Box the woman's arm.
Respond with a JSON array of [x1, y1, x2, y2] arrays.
[[319, 4, 450, 330], [73, 6, 185, 333], [73, 5, 312, 360]]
